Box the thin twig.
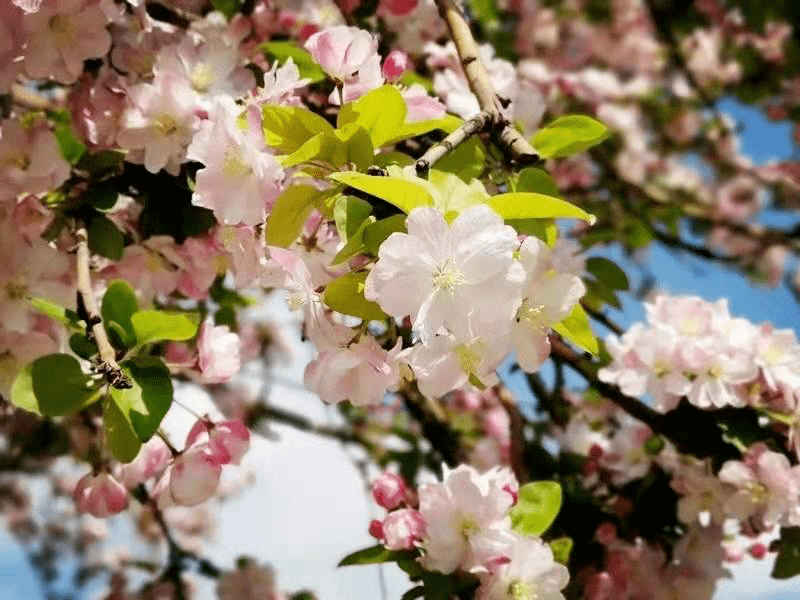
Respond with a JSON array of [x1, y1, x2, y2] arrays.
[[433, 0, 540, 166], [416, 112, 491, 176], [10, 84, 59, 112], [75, 227, 131, 389]]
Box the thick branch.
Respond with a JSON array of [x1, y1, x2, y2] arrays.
[[75, 227, 131, 389], [434, 0, 540, 165]]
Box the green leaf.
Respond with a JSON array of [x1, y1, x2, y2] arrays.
[[109, 358, 173, 444], [509, 481, 563, 537], [210, 0, 242, 18], [435, 136, 486, 182], [50, 111, 87, 164], [338, 545, 411, 567], [69, 333, 98, 360], [512, 167, 561, 197], [329, 172, 433, 213], [104, 394, 141, 463], [323, 271, 388, 321], [266, 185, 326, 248], [261, 42, 326, 83], [88, 215, 125, 260], [553, 304, 599, 355], [101, 280, 139, 349], [77, 150, 125, 175], [131, 310, 199, 346], [10, 354, 101, 416], [773, 527, 800, 579], [549, 537, 573, 565], [488, 193, 595, 223], [331, 124, 375, 170], [532, 115, 610, 159], [386, 114, 462, 145], [586, 257, 629, 291], [28, 297, 79, 328], [338, 85, 407, 149], [421, 573, 453, 600], [331, 215, 374, 266], [262, 105, 334, 154], [85, 180, 119, 211], [334, 195, 373, 242], [507, 219, 558, 246], [401, 587, 425, 600], [363, 214, 407, 255]]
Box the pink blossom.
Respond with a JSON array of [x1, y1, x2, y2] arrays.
[[382, 0, 418, 15], [382, 508, 425, 551], [418, 464, 517, 573], [74, 471, 129, 518], [168, 445, 223, 506], [186, 418, 251, 466], [22, 0, 112, 83], [198, 321, 241, 383], [120, 437, 172, 489], [382, 51, 410, 82], [403, 84, 447, 122], [0, 117, 71, 199], [372, 472, 409, 510]]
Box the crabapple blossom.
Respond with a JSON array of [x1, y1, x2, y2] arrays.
[[304, 26, 383, 102], [198, 320, 242, 383], [116, 71, 199, 174], [167, 445, 223, 507], [21, 0, 112, 83], [119, 437, 171, 489], [186, 97, 283, 225], [185, 418, 251, 466], [382, 51, 411, 82], [475, 534, 569, 600], [512, 237, 586, 372], [381, 508, 426, 551], [304, 320, 401, 406], [418, 464, 517, 573], [0, 117, 71, 199], [366, 205, 524, 344], [372, 472, 410, 510], [74, 471, 129, 518]]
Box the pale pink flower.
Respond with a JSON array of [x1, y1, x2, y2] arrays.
[[185, 418, 251, 466], [74, 471, 129, 518], [0, 7, 25, 93], [22, 0, 112, 83], [512, 237, 585, 373], [372, 472, 409, 510], [304, 321, 401, 406], [418, 464, 517, 573], [168, 445, 223, 506], [69, 68, 127, 149], [187, 96, 283, 225], [475, 534, 569, 600], [198, 321, 241, 383], [403, 84, 447, 122], [382, 508, 425, 551], [100, 237, 182, 301], [0, 327, 58, 397], [117, 72, 199, 174], [120, 437, 171, 489], [366, 205, 524, 344], [304, 25, 383, 102], [0, 118, 71, 199]]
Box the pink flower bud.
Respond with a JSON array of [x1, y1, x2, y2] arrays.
[[749, 543, 768, 559], [169, 446, 222, 506], [198, 321, 241, 384], [381, 508, 425, 551], [382, 51, 410, 83], [383, 0, 418, 16], [595, 522, 617, 545], [186, 418, 251, 466], [120, 437, 171, 489], [74, 472, 129, 518], [368, 519, 384, 539], [372, 472, 408, 510]]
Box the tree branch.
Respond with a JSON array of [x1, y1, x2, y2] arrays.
[[416, 111, 490, 176], [75, 227, 131, 389], [433, 0, 540, 166]]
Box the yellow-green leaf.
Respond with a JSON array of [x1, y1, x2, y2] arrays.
[[262, 105, 334, 154], [532, 115, 609, 159], [323, 271, 388, 321], [266, 185, 324, 248], [488, 193, 595, 224], [553, 304, 599, 355], [329, 172, 433, 213], [338, 85, 407, 149]]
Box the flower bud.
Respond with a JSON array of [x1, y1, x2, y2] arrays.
[[74, 472, 129, 518], [120, 437, 171, 489], [186, 418, 251, 466], [382, 51, 410, 83], [371, 472, 408, 510], [382, 508, 425, 551], [368, 519, 384, 539], [749, 543, 768, 559], [169, 445, 222, 506], [383, 0, 418, 16], [198, 321, 241, 383]]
